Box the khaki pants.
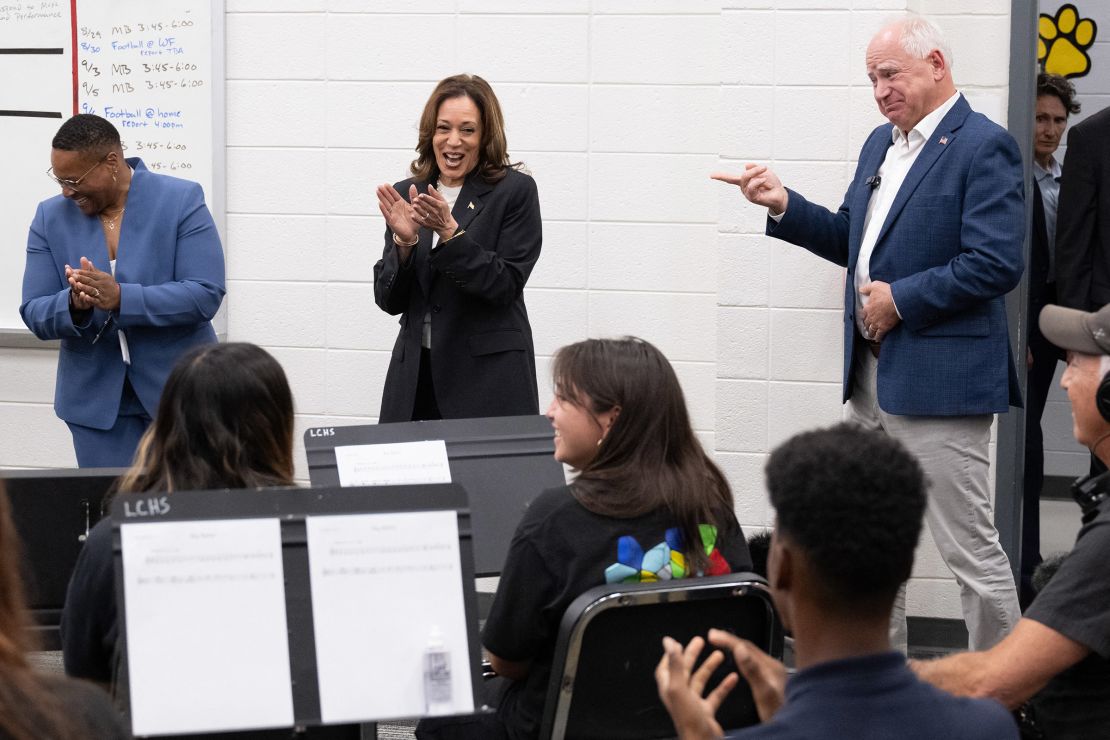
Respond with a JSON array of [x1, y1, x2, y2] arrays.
[[845, 347, 1020, 651]]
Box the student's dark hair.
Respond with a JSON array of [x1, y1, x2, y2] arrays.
[[51, 113, 122, 154], [410, 74, 517, 185], [116, 343, 295, 494], [553, 337, 738, 574], [765, 423, 925, 612], [1037, 72, 1081, 116], [746, 530, 772, 580], [0, 485, 84, 739]]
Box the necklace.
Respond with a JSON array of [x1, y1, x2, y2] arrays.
[[100, 207, 125, 231]]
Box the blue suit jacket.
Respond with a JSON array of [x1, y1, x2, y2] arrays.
[[20, 158, 225, 429], [769, 96, 1024, 416]]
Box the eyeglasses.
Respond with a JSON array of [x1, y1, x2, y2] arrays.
[[46, 153, 109, 191]]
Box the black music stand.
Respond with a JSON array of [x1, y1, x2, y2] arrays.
[[303, 415, 565, 577], [2, 467, 126, 647], [111, 484, 485, 739]]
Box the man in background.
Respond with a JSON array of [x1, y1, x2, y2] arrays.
[[914, 302, 1110, 739]]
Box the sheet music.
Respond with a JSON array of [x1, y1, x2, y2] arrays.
[[121, 518, 294, 736], [306, 510, 474, 722], [334, 439, 452, 487]]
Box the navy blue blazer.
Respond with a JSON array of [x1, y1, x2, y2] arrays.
[[769, 95, 1024, 416], [21, 158, 225, 429], [373, 168, 541, 422]]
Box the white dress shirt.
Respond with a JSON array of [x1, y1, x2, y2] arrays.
[[422, 183, 462, 349], [853, 90, 961, 340], [109, 259, 131, 365]]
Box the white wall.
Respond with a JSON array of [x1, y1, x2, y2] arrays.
[[0, 0, 1019, 620]]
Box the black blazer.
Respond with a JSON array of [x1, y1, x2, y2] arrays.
[[1029, 180, 1063, 364], [1030, 180, 1052, 314], [373, 168, 542, 422], [1057, 106, 1110, 310]]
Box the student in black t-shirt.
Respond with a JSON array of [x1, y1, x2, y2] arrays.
[[417, 337, 751, 740]]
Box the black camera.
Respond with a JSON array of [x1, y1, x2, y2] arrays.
[[1070, 470, 1110, 524]]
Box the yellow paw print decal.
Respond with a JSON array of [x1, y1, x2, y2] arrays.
[[1039, 3, 1098, 78]]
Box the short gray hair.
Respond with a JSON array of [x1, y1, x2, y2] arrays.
[[897, 14, 953, 69]]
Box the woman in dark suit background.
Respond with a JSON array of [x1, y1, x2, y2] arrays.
[[374, 74, 542, 423]]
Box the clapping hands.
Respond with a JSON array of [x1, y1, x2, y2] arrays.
[[66, 257, 120, 311]]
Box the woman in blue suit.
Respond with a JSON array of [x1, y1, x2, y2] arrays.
[[20, 114, 225, 467], [374, 74, 542, 422]]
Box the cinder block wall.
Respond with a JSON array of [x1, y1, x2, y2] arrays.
[[0, 0, 1018, 620]]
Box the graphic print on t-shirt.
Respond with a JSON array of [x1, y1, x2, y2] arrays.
[[604, 524, 731, 583]]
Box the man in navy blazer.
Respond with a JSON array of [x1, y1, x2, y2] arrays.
[[716, 15, 1023, 651], [21, 114, 225, 468]]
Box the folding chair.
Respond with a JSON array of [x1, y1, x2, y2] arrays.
[[538, 572, 782, 740]]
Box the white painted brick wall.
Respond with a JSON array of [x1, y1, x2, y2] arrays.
[[718, 307, 769, 379], [528, 222, 588, 289], [327, 216, 379, 276], [773, 12, 853, 85], [591, 85, 719, 154], [717, 379, 769, 452], [593, 15, 721, 85], [0, 348, 76, 468], [226, 13, 327, 80], [3, 2, 1018, 622]]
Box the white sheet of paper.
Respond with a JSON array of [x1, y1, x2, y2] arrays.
[[121, 518, 294, 736], [306, 510, 474, 723], [333, 440, 452, 487]]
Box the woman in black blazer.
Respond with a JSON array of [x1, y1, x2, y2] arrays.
[[374, 74, 542, 423]]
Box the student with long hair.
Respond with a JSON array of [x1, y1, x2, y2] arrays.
[[0, 484, 129, 739], [61, 342, 296, 685], [422, 337, 752, 740]]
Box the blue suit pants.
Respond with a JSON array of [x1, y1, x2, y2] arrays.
[[66, 377, 151, 468]]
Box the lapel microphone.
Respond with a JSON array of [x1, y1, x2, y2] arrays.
[[865, 175, 882, 189]]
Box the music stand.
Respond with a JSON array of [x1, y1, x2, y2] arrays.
[[111, 484, 485, 738], [2, 467, 126, 647], [304, 415, 565, 576]]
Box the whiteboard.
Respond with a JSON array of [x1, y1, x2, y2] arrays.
[[0, 0, 224, 341]]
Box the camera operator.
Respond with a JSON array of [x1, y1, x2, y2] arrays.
[[913, 303, 1110, 738]]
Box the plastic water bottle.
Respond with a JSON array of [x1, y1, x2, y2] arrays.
[[424, 626, 452, 715]]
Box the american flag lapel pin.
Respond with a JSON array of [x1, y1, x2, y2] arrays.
[[939, 135, 948, 145]]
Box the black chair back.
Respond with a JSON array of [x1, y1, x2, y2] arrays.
[[539, 572, 782, 740]]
